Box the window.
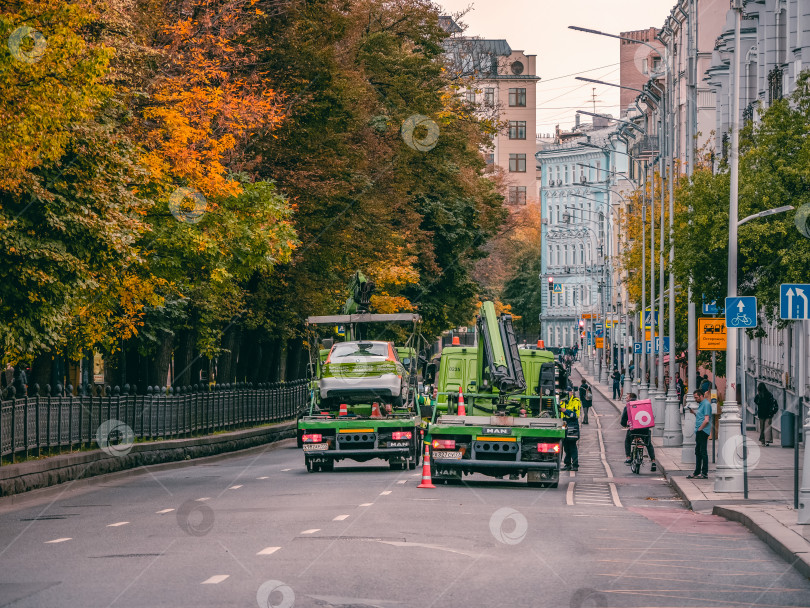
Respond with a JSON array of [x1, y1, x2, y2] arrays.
[[466, 90, 476, 104], [548, 327, 553, 344], [579, 244, 584, 265], [508, 87, 526, 107], [484, 88, 495, 107], [484, 153, 494, 166], [548, 169, 553, 186], [508, 186, 526, 205], [555, 245, 560, 266], [563, 245, 568, 267], [508, 121, 527, 140], [509, 153, 526, 172], [564, 165, 569, 184]]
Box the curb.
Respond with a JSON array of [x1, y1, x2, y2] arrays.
[[0, 421, 296, 503], [713, 505, 810, 579]]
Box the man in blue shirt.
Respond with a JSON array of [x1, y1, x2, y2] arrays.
[[687, 389, 712, 479]]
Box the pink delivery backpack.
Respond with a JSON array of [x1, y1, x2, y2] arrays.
[[627, 399, 655, 430]]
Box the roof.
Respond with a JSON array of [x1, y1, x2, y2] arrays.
[[443, 38, 513, 77]]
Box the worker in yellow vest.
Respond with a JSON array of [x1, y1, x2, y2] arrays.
[[559, 389, 581, 471]]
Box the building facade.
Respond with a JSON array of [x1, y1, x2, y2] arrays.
[[441, 20, 540, 206], [536, 127, 628, 353]]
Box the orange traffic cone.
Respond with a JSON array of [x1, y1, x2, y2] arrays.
[[338, 403, 348, 417], [457, 387, 466, 416], [417, 443, 435, 489], [370, 402, 382, 418]]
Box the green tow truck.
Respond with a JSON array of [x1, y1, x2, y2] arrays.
[[425, 302, 566, 487], [297, 273, 425, 472]]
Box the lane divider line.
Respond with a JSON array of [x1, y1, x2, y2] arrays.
[[359, 503, 373, 507], [300, 529, 320, 534], [156, 508, 175, 514], [256, 477, 269, 480], [195, 497, 210, 502], [609, 482, 623, 508], [380, 490, 392, 496], [281, 468, 291, 472], [201, 575, 229, 584], [566, 482, 575, 506], [257, 546, 281, 555], [45, 538, 71, 544], [396, 480, 407, 484], [333, 514, 349, 521], [107, 522, 129, 527], [593, 408, 614, 479], [228, 485, 243, 490]]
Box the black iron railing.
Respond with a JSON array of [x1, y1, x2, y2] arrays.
[[0, 380, 309, 463]]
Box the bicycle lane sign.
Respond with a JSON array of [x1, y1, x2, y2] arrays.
[[725, 296, 757, 328]]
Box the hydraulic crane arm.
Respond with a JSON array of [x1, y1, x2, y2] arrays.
[[477, 301, 526, 394]]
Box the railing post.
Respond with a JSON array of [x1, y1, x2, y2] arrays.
[[10, 388, 17, 463]]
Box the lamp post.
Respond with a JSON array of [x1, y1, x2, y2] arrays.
[[715, 0, 744, 493]]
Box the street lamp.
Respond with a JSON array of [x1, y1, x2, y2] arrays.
[[716, 0, 744, 493]]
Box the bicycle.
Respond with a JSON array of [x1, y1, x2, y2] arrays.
[[729, 313, 751, 327], [629, 433, 646, 474]]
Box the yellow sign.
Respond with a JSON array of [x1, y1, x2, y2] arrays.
[[605, 319, 614, 328], [595, 337, 604, 349], [581, 314, 594, 319], [698, 317, 727, 351]]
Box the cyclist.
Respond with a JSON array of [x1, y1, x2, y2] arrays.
[[620, 392, 657, 472]]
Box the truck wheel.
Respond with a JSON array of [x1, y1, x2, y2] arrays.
[[408, 458, 416, 470], [321, 459, 334, 472], [306, 458, 314, 473]]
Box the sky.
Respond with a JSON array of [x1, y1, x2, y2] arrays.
[[435, 0, 676, 135]]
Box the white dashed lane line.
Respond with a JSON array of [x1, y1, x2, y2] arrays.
[[256, 476, 269, 480], [257, 547, 281, 555], [45, 538, 71, 544], [359, 503, 373, 507], [107, 521, 129, 527], [156, 508, 175, 514], [281, 468, 291, 472], [333, 514, 349, 521], [396, 480, 406, 484], [201, 575, 229, 584], [195, 497, 211, 502], [380, 491, 392, 496], [300, 529, 320, 535], [228, 485, 243, 490]]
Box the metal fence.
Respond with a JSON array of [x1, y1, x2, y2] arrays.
[[0, 380, 309, 463]]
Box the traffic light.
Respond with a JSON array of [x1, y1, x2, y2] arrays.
[[579, 319, 585, 329], [547, 277, 554, 292]]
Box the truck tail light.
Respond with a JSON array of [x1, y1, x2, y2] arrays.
[[392, 431, 412, 440], [537, 442, 560, 453], [302, 433, 323, 443], [432, 438, 456, 449]]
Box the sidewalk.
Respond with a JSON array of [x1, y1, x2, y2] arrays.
[[576, 362, 810, 579]]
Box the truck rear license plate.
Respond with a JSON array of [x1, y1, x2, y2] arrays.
[[302, 443, 328, 452], [434, 450, 462, 460]]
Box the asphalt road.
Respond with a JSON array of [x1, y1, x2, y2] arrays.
[[1, 375, 809, 608]]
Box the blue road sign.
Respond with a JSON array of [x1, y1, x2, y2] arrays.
[[702, 300, 719, 315], [780, 284, 810, 320], [553, 283, 563, 293], [587, 331, 592, 345], [594, 323, 604, 338], [642, 310, 659, 329], [725, 296, 757, 328], [633, 342, 642, 354], [645, 337, 670, 354]]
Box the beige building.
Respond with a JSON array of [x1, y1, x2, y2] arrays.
[[441, 19, 540, 207]]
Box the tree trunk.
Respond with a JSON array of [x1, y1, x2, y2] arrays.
[[148, 330, 174, 389], [218, 325, 240, 384], [174, 328, 195, 387]]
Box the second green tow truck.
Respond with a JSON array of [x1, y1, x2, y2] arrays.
[[425, 301, 566, 487]]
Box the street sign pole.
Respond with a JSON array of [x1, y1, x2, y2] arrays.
[[798, 319, 810, 524]]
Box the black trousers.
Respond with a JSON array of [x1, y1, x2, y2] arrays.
[[582, 405, 591, 423], [625, 430, 655, 459], [563, 438, 578, 466], [612, 383, 621, 398], [694, 431, 709, 475]]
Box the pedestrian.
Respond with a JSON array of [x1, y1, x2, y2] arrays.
[[687, 389, 711, 479], [620, 368, 626, 397], [560, 389, 581, 471], [676, 373, 685, 410], [754, 382, 778, 447], [579, 379, 593, 424], [611, 368, 621, 399], [628, 360, 635, 380], [621, 392, 656, 472], [572, 344, 579, 361], [699, 374, 712, 395]]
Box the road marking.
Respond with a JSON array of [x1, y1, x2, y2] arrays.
[[593, 408, 614, 478], [566, 482, 575, 506], [156, 508, 175, 514], [396, 480, 407, 484], [281, 468, 291, 472], [257, 546, 281, 555], [300, 529, 320, 534], [380, 491, 392, 496], [195, 497, 210, 502], [228, 485, 243, 490], [256, 476, 269, 480], [333, 514, 350, 521], [107, 521, 129, 527], [359, 503, 373, 507], [609, 482, 623, 508], [45, 538, 71, 544], [201, 575, 229, 584]]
